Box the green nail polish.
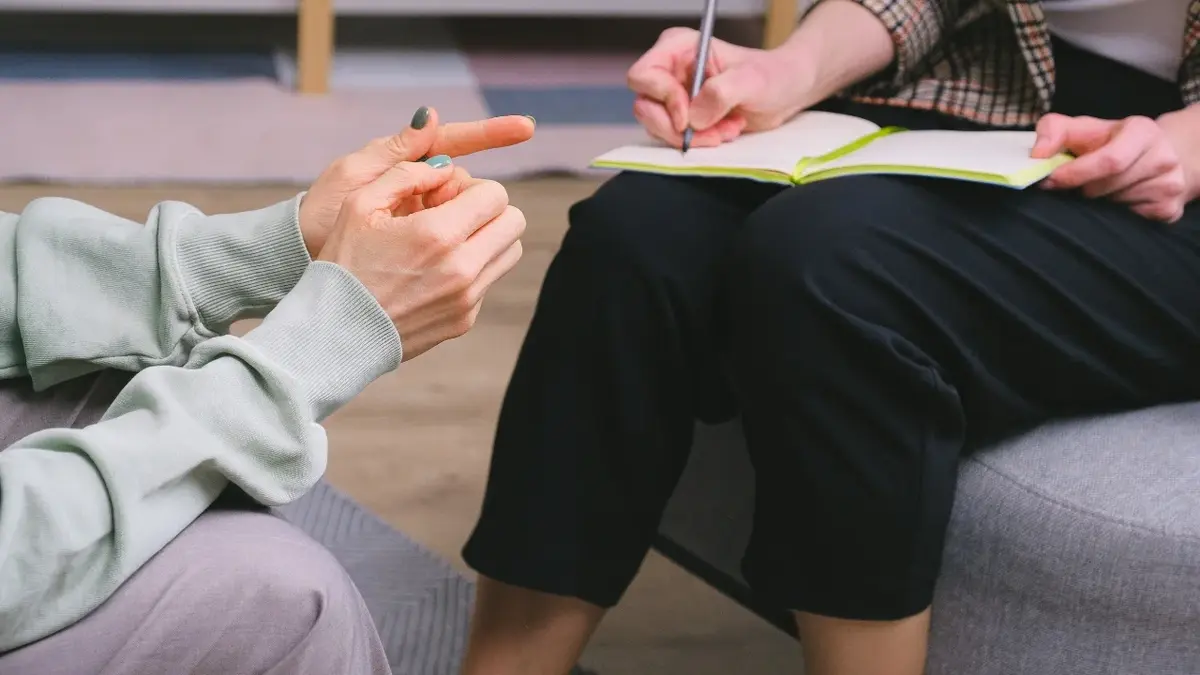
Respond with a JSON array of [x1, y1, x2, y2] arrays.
[[424, 154, 452, 169], [523, 114, 536, 126], [411, 106, 431, 129]]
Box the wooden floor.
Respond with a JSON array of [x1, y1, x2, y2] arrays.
[[0, 179, 799, 674]]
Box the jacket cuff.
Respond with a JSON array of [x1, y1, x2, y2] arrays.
[[176, 195, 311, 332], [243, 262, 401, 421]]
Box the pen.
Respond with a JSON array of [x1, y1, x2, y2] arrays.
[[682, 0, 719, 154]]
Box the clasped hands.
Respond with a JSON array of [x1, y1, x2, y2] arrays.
[[297, 107, 536, 361]]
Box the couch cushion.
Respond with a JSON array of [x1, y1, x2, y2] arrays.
[[929, 402, 1200, 675]]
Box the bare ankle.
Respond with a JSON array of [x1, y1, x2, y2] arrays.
[[461, 577, 606, 675]]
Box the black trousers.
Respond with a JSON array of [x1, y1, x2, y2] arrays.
[[463, 40, 1200, 619]]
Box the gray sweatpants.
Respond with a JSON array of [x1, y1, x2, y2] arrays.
[[0, 371, 391, 675]]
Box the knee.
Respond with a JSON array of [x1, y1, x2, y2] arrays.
[[727, 178, 919, 321], [731, 178, 882, 288], [723, 177, 944, 367], [192, 513, 373, 642], [561, 172, 705, 279]]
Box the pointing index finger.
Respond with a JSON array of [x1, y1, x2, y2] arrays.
[[428, 116, 536, 159]]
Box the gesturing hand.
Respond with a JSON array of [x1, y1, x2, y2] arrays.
[[627, 27, 800, 148], [300, 106, 535, 256], [1032, 113, 1192, 223], [317, 158, 526, 361]]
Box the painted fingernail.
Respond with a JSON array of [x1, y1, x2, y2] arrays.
[[523, 114, 536, 126], [411, 106, 431, 129], [424, 154, 452, 169]]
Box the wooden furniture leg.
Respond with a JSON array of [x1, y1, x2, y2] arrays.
[[297, 0, 334, 95], [763, 0, 798, 49]]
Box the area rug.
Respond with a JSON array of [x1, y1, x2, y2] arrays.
[[0, 15, 749, 185], [279, 480, 598, 675]]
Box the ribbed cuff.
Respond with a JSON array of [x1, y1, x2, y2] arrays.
[[244, 262, 401, 421], [176, 195, 311, 332]]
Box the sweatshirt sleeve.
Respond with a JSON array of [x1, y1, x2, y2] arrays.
[[0, 262, 402, 652], [0, 194, 311, 388]]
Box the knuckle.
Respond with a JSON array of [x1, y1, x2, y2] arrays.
[[474, 181, 510, 218], [452, 291, 476, 316], [1126, 115, 1158, 134], [382, 134, 413, 159], [429, 227, 457, 251], [462, 285, 484, 312], [1165, 174, 1187, 198], [413, 220, 452, 250], [1152, 145, 1183, 173], [1094, 152, 1122, 175], [704, 77, 730, 102], [659, 27, 692, 43], [505, 205, 528, 236], [328, 156, 360, 179], [484, 179, 510, 207], [451, 314, 476, 337], [445, 261, 476, 292], [1147, 203, 1175, 221], [1037, 112, 1065, 127]]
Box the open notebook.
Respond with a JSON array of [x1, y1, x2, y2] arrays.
[[592, 111, 1072, 188]]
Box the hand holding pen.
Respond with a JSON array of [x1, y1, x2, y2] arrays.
[[626, 9, 806, 151]]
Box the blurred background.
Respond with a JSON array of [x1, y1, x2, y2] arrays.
[[0, 5, 798, 673]]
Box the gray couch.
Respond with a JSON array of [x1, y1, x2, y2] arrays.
[[656, 406, 1200, 674]]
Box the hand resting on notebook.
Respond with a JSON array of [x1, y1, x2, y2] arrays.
[[1033, 111, 1200, 223]]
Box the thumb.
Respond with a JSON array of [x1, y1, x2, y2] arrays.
[[350, 156, 457, 213], [688, 65, 758, 131], [1032, 113, 1114, 158], [368, 106, 442, 166]]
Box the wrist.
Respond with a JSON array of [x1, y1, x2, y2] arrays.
[[773, 0, 896, 106], [767, 37, 822, 114], [243, 261, 400, 421], [176, 194, 312, 332], [1158, 105, 1200, 202], [297, 191, 322, 258]]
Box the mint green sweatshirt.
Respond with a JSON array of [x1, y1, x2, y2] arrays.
[[0, 195, 401, 652]]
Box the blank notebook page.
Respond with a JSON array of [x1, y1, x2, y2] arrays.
[[595, 111, 881, 175], [814, 130, 1047, 177]]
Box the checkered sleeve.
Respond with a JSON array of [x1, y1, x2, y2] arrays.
[[1180, 6, 1200, 104], [837, 0, 981, 89]]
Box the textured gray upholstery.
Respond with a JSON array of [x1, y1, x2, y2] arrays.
[[656, 404, 1200, 674]]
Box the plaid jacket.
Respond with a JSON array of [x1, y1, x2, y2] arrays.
[[838, 0, 1200, 127]]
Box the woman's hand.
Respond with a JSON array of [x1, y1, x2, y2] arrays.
[[300, 106, 535, 256], [626, 27, 809, 148], [318, 158, 525, 362], [1032, 113, 1195, 223]]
